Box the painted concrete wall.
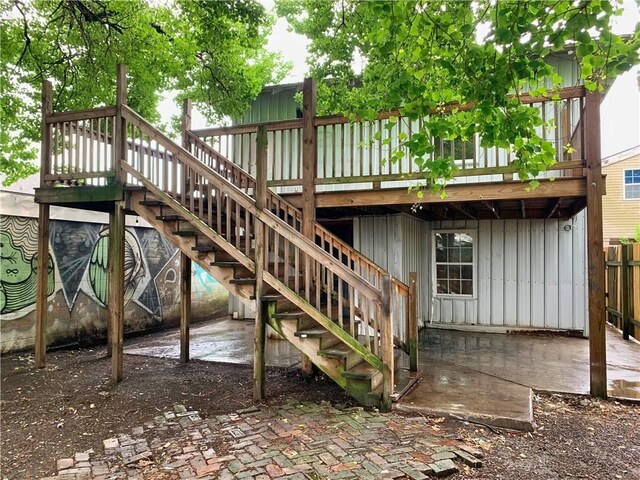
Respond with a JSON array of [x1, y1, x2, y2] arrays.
[[0, 192, 227, 353], [354, 211, 588, 335]]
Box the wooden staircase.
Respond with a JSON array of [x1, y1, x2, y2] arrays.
[[40, 96, 418, 410]]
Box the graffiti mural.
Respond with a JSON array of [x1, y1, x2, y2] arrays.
[[88, 228, 146, 307], [0, 217, 55, 315], [0, 209, 227, 353]]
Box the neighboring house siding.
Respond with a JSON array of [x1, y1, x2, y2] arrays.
[[602, 151, 640, 245], [0, 191, 227, 353], [354, 212, 588, 335]]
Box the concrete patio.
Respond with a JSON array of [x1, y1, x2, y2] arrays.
[[125, 318, 639, 430]]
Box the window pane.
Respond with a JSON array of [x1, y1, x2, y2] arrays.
[[461, 280, 473, 295], [626, 184, 640, 199], [449, 265, 461, 280], [436, 264, 447, 279], [436, 247, 447, 262], [461, 265, 473, 280], [460, 247, 473, 262], [450, 248, 461, 262], [437, 280, 448, 294], [456, 233, 473, 248], [449, 280, 461, 295]]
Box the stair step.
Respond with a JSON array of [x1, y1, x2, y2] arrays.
[[192, 245, 216, 252], [343, 361, 381, 380], [140, 200, 164, 206], [294, 328, 326, 338], [173, 230, 198, 236], [157, 214, 182, 221], [272, 311, 305, 320], [261, 294, 283, 302], [210, 261, 243, 268], [230, 278, 256, 285], [318, 343, 354, 359]]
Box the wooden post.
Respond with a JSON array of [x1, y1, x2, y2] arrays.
[[254, 125, 268, 401], [108, 201, 126, 382], [34, 205, 50, 368], [380, 274, 394, 412], [35, 80, 52, 368], [408, 272, 418, 372], [621, 244, 631, 341], [585, 90, 607, 398], [301, 78, 317, 375], [114, 64, 127, 183], [182, 99, 192, 149], [180, 252, 191, 363]]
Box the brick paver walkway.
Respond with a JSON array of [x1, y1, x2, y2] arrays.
[[44, 400, 484, 479]]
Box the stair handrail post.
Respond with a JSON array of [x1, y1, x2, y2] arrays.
[[380, 273, 394, 411], [40, 80, 53, 186], [115, 64, 128, 184], [181, 98, 192, 150], [408, 272, 418, 372]]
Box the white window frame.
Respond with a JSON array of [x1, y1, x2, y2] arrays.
[[623, 168, 640, 200], [432, 229, 477, 299]]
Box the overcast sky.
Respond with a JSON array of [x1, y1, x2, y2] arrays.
[[178, 0, 640, 158]]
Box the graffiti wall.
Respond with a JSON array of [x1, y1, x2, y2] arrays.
[[0, 214, 227, 353]]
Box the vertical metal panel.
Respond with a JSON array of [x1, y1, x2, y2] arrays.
[[516, 219, 531, 326], [477, 220, 492, 325], [558, 218, 574, 329], [530, 219, 546, 327], [572, 210, 587, 334], [544, 220, 560, 328], [490, 220, 505, 325], [503, 219, 518, 324]]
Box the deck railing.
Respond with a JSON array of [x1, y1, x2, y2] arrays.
[[190, 85, 587, 192]]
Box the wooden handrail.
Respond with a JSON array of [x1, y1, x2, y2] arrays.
[[46, 106, 116, 124], [187, 132, 410, 295], [190, 86, 587, 135], [124, 105, 384, 304]]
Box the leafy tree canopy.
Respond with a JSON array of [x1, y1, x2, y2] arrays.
[[1, 0, 289, 185], [277, 0, 640, 189]]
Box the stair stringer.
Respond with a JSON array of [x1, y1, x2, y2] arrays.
[[129, 191, 256, 307]]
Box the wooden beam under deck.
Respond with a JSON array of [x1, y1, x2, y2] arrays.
[[282, 177, 591, 210]]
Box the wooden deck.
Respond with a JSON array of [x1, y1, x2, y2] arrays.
[[32, 67, 607, 401]]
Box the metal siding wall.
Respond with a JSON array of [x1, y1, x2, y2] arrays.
[[430, 215, 587, 332]]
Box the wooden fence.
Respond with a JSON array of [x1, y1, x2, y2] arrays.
[[605, 244, 640, 341]]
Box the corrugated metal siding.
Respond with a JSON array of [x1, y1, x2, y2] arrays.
[[431, 212, 587, 332], [354, 212, 587, 334]]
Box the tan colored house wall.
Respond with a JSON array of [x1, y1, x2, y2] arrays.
[[602, 154, 640, 245]]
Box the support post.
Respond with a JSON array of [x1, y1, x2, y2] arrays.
[[182, 99, 192, 150], [180, 252, 191, 363], [380, 274, 394, 412], [35, 80, 52, 368], [585, 90, 607, 398], [408, 272, 418, 372], [301, 77, 317, 375], [35, 205, 50, 368], [254, 125, 268, 401], [114, 64, 127, 183], [621, 244, 631, 341], [108, 201, 126, 382]]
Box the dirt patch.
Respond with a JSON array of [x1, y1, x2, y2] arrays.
[[453, 392, 640, 479], [2, 346, 639, 480], [0, 347, 351, 479]]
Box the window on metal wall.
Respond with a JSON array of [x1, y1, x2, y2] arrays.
[[434, 230, 475, 296], [624, 169, 640, 200]]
